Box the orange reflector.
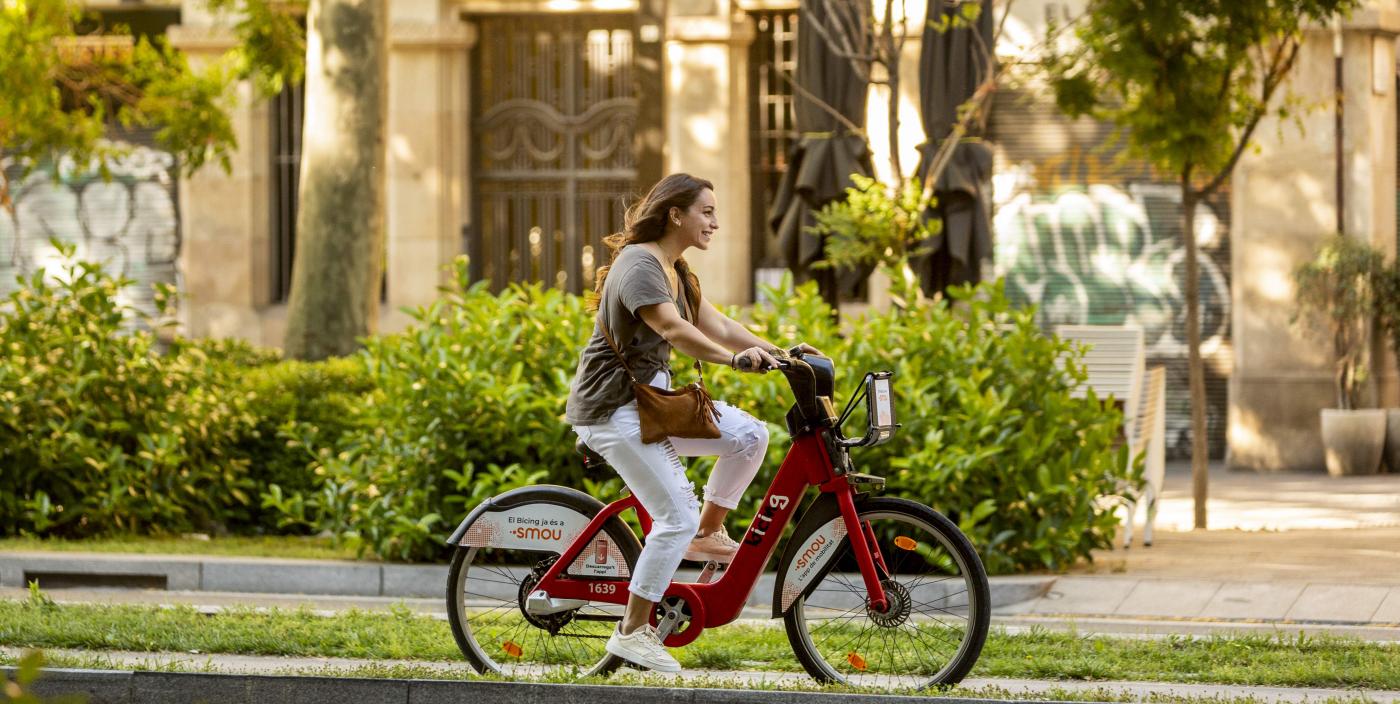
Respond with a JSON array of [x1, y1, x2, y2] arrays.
[[894, 536, 917, 551], [846, 652, 867, 671], [502, 641, 523, 658]]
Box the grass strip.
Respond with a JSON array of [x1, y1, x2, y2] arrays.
[[0, 535, 375, 561], [1, 599, 1398, 690], [0, 650, 1381, 704]]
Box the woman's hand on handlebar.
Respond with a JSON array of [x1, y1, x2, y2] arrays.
[[732, 346, 781, 373], [793, 342, 823, 357]]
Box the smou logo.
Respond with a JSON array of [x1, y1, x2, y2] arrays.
[[512, 527, 562, 541], [793, 534, 829, 571]]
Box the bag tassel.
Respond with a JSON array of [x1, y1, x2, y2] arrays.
[[693, 383, 721, 423]]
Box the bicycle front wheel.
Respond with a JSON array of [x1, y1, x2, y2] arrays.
[[781, 497, 990, 690]]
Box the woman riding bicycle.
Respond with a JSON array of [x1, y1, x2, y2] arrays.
[[565, 173, 819, 673]]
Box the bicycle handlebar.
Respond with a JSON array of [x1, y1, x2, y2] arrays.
[[734, 346, 897, 450], [734, 346, 797, 373]]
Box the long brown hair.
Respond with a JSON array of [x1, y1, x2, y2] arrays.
[[590, 173, 714, 314]]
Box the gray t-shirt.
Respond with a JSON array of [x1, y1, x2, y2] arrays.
[[565, 245, 692, 426]]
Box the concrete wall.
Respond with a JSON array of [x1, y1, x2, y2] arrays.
[[666, 2, 756, 305], [1229, 4, 1400, 471], [170, 0, 471, 349]]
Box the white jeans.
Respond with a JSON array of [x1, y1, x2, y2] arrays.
[[573, 371, 769, 602]]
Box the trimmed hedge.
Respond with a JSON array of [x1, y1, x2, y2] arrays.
[[1, 255, 1134, 573], [0, 251, 373, 537]]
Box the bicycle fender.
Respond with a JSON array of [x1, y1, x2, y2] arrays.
[[444, 484, 605, 547], [771, 492, 864, 618]]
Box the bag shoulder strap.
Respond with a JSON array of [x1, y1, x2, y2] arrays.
[[596, 308, 642, 385], [677, 279, 706, 384]]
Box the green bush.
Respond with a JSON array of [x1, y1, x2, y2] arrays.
[[231, 357, 376, 532], [3, 250, 1130, 572], [258, 273, 597, 560], [261, 259, 1131, 571], [708, 278, 1131, 573], [0, 249, 260, 536]]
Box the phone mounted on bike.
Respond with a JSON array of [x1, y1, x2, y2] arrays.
[[838, 371, 898, 448]]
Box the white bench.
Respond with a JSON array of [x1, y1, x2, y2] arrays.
[[1056, 325, 1166, 548]]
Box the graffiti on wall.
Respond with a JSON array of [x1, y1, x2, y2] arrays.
[[991, 161, 1232, 457], [992, 165, 1230, 356], [0, 143, 180, 321]]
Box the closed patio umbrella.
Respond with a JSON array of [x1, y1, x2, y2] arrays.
[[766, 0, 875, 302], [912, 0, 995, 296]]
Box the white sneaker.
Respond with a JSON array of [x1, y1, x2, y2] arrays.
[[606, 624, 682, 673], [685, 528, 739, 563]]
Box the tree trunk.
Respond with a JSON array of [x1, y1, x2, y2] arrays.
[[882, 8, 902, 189], [886, 72, 902, 189], [282, 0, 388, 361], [1181, 180, 1208, 530]]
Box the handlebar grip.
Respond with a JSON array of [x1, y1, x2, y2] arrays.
[[736, 355, 758, 372]]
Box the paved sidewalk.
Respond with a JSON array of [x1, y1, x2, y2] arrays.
[[1144, 461, 1400, 532], [5, 647, 1398, 703]]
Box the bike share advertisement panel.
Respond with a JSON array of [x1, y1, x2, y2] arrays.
[[779, 518, 848, 611], [459, 504, 629, 578]]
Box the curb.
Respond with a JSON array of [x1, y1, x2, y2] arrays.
[[0, 552, 446, 599], [0, 551, 1054, 606], [7, 667, 1099, 704]]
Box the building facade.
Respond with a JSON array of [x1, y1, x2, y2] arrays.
[[5, 0, 1398, 469]]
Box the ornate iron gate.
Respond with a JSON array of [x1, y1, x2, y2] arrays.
[[470, 14, 638, 293]]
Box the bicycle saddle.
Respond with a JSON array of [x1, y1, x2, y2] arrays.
[[574, 438, 607, 467]]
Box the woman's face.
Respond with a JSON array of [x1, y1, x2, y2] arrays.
[[669, 188, 718, 251]]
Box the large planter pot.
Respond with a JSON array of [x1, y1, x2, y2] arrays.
[[1321, 409, 1387, 477], [1385, 409, 1400, 473]]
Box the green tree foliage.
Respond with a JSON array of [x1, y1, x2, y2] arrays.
[[1042, 0, 1358, 528], [809, 174, 940, 307], [0, 0, 304, 212], [205, 0, 306, 95], [1, 0, 225, 209]]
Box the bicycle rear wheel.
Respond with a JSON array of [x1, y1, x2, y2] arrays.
[[446, 487, 641, 678], [781, 497, 990, 690]]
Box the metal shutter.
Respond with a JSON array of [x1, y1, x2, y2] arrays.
[[987, 87, 1232, 459]]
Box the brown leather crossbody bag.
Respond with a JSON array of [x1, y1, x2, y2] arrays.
[[598, 292, 722, 445]]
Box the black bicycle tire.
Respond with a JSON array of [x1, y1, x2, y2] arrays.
[[780, 496, 991, 688], [445, 490, 642, 677]]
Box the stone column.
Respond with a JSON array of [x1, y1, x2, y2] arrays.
[[384, 0, 474, 331], [666, 1, 755, 305], [1228, 4, 1400, 471], [168, 7, 271, 343]]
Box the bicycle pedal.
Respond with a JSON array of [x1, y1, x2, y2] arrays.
[[696, 560, 724, 584]]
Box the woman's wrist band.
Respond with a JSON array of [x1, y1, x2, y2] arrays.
[[730, 353, 738, 369]]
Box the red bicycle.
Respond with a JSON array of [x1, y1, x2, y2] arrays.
[[445, 349, 990, 690]]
